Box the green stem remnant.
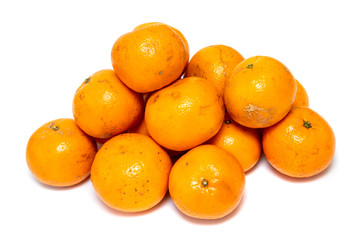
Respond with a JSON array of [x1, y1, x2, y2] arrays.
[[303, 120, 312, 129], [49, 122, 59, 131], [84, 77, 91, 84], [247, 63, 253, 69], [225, 120, 232, 124], [201, 179, 209, 187]]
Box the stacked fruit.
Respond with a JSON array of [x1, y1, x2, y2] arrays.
[[26, 22, 336, 220]]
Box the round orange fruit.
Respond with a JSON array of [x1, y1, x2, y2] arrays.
[[145, 77, 225, 151], [169, 145, 245, 219], [293, 79, 310, 108], [224, 56, 296, 128], [262, 107, 335, 178], [26, 118, 97, 187], [91, 133, 172, 212], [185, 44, 244, 96], [72, 69, 144, 139], [133, 22, 189, 73], [111, 24, 188, 93], [208, 118, 261, 172]]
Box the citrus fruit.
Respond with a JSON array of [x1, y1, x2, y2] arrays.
[[133, 22, 189, 73], [224, 56, 296, 128], [145, 77, 225, 151], [262, 107, 335, 178], [26, 118, 97, 187], [293, 79, 310, 108], [169, 145, 245, 219], [111, 24, 188, 93], [185, 44, 244, 95], [208, 118, 261, 172], [91, 133, 172, 212], [72, 69, 143, 139]]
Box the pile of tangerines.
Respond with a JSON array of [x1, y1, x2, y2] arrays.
[[26, 22, 336, 220]]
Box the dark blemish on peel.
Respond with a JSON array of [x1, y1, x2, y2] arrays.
[[199, 105, 209, 116], [171, 92, 181, 100], [159, 71, 163, 75], [151, 94, 160, 104], [79, 93, 85, 100], [103, 132, 112, 138]]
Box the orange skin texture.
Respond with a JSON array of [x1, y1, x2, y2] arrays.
[[262, 107, 336, 178], [26, 118, 97, 187], [208, 119, 261, 172], [111, 24, 188, 93], [133, 22, 190, 73], [73, 69, 144, 139], [293, 79, 310, 108], [185, 45, 244, 96], [224, 56, 296, 128], [91, 133, 172, 212], [129, 118, 185, 157], [169, 145, 245, 220], [145, 77, 225, 151]]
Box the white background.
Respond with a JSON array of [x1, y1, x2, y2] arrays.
[[1, 0, 359, 239]]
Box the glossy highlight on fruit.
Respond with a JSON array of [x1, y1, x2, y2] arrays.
[[185, 44, 244, 96], [26, 118, 97, 187], [133, 22, 189, 74], [224, 56, 296, 128], [73, 69, 144, 139], [262, 107, 335, 178], [145, 77, 225, 151], [208, 118, 261, 172], [169, 145, 245, 219], [111, 24, 188, 93], [91, 133, 172, 212], [26, 21, 337, 220]]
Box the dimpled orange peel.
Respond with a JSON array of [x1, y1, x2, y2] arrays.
[[224, 56, 296, 128]]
